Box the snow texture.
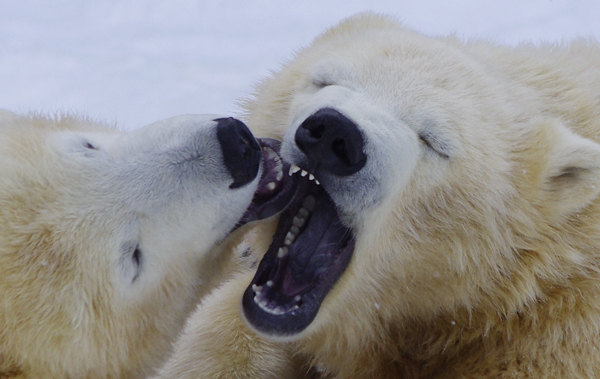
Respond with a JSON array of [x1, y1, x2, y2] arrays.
[[1, 0, 599, 130]]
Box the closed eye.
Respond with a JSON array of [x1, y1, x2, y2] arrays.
[[84, 141, 98, 150], [419, 132, 450, 159], [132, 246, 142, 268], [121, 241, 143, 283], [312, 79, 335, 88]]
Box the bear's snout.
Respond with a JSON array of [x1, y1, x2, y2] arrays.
[[216, 117, 261, 189], [295, 108, 367, 177]]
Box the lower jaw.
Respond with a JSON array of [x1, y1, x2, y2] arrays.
[[242, 184, 355, 337]]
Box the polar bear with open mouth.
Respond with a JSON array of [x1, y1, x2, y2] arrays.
[[0, 111, 289, 378], [156, 12, 600, 379]]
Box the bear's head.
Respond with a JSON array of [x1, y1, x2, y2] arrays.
[[240, 12, 600, 346], [0, 112, 287, 377]]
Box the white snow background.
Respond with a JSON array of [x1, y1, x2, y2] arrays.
[[2, 0, 600, 130]]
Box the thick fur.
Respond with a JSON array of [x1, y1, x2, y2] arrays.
[[0, 112, 261, 378], [157, 13, 600, 378]]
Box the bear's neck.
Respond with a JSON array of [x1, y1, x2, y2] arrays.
[[303, 267, 600, 378]]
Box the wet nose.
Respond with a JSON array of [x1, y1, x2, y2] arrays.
[[295, 108, 367, 176], [216, 117, 261, 189]]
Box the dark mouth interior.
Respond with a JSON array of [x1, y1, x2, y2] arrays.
[[242, 160, 355, 336]]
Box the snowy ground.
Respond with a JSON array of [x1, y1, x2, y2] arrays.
[[2, 0, 600, 130]]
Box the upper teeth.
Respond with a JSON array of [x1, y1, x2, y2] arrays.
[[288, 164, 320, 185]]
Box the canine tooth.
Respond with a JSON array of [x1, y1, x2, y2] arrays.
[[298, 208, 309, 218], [266, 280, 274, 287], [294, 295, 302, 302], [291, 164, 301, 174], [252, 284, 262, 293], [309, 173, 315, 181], [277, 247, 288, 258], [266, 182, 276, 191], [302, 196, 316, 212], [301, 169, 308, 177], [288, 166, 294, 176], [276, 171, 283, 181]]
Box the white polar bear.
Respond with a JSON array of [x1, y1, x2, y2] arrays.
[[0, 111, 288, 378], [156, 12, 600, 379]]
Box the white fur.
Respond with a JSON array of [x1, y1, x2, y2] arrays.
[[0, 112, 259, 378], [157, 13, 600, 379]]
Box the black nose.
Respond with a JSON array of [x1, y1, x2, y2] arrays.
[[215, 117, 261, 189], [295, 108, 367, 176]]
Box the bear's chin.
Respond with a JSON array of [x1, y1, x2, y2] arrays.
[[242, 168, 355, 337]]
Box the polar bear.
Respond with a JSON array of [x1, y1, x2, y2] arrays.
[[0, 111, 289, 378], [156, 13, 600, 379]]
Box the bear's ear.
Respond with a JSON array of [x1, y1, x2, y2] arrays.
[[534, 119, 600, 217]]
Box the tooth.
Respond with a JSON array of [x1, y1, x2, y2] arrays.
[[291, 305, 299, 311], [277, 247, 288, 258], [290, 226, 300, 236], [260, 300, 268, 308], [301, 170, 308, 177], [291, 165, 301, 174], [298, 208, 309, 218], [254, 296, 259, 304], [284, 232, 295, 245], [266, 182, 276, 191], [294, 295, 302, 302], [293, 216, 305, 228], [266, 280, 274, 287], [252, 284, 262, 293], [302, 196, 316, 212], [309, 173, 315, 181], [276, 171, 283, 181], [288, 166, 294, 176], [315, 179, 320, 185]]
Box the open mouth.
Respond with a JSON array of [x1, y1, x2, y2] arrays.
[[236, 138, 298, 226], [242, 161, 355, 336]]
